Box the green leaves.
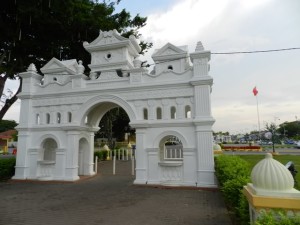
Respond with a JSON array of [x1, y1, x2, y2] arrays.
[[255, 210, 300, 225], [215, 155, 251, 225], [0, 0, 151, 76], [0, 157, 16, 181]]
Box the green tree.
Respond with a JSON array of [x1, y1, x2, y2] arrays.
[[278, 121, 300, 139], [265, 122, 279, 152], [0, 0, 152, 120], [96, 107, 133, 148], [0, 120, 18, 133]]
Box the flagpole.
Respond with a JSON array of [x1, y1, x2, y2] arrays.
[[255, 92, 261, 140]]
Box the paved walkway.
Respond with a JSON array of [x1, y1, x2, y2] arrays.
[[0, 160, 232, 225]]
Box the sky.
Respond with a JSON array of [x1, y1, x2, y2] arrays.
[[3, 0, 300, 134]]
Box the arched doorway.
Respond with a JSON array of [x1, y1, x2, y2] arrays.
[[37, 138, 58, 180], [158, 135, 184, 186], [78, 138, 90, 175], [42, 138, 57, 161], [76, 97, 137, 178]]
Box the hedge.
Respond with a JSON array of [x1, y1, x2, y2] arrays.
[[215, 155, 251, 186], [215, 155, 251, 225], [255, 210, 300, 225], [94, 150, 108, 161], [222, 146, 261, 151], [0, 157, 16, 180]]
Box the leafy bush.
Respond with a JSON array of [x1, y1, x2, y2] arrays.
[[215, 155, 251, 225], [222, 176, 250, 207], [255, 210, 300, 225], [215, 155, 250, 186], [236, 193, 250, 225], [0, 157, 16, 180], [94, 150, 108, 161]]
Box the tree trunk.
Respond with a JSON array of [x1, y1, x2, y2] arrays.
[[0, 75, 8, 100], [0, 78, 22, 121]]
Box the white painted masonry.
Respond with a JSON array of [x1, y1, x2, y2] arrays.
[[13, 30, 216, 187]]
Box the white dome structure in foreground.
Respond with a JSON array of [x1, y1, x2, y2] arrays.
[[244, 153, 300, 223], [249, 153, 296, 196]]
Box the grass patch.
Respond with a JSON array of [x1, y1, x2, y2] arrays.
[[238, 155, 300, 189]]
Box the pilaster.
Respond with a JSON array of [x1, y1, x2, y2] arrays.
[[195, 124, 217, 187], [12, 131, 30, 179], [88, 132, 96, 175], [134, 128, 147, 184], [193, 85, 212, 118], [65, 130, 80, 181]]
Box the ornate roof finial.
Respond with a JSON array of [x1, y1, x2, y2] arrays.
[[27, 63, 37, 72], [195, 41, 204, 52], [77, 60, 85, 74]]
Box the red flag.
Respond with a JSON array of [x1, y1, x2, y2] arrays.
[[253, 86, 258, 96]]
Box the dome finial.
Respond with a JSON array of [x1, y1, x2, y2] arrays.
[[195, 41, 204, 52], [265, 153, 273, 159]]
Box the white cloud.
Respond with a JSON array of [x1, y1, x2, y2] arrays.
[[4, 0, 300, 134], [140, 0, 300, 133], [141, 0, 229, 48]]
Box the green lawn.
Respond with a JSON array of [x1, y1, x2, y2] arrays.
[[238, 155, 300, 190]]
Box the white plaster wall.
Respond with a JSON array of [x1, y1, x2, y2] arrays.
[[14, 31, 215, 187]]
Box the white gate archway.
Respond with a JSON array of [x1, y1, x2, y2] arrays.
[[13, 30, 216, 187]]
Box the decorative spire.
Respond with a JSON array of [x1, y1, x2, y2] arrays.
[[195, 41, 204, 52], [77, 60, 85, 74], [27, 63, 37, 72]]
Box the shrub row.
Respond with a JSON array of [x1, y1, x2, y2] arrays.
[[0, 157, 16, 180], [222, 146, 261, 151], [94, 150, 108, 161], [255, 210, 300, 225], [215, 155, 300, 224], [214, 155, 251, 225]]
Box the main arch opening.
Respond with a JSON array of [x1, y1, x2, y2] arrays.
[[94, 107, 135, 150], [80, 100, 136, 176]]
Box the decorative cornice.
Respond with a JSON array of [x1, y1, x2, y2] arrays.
[[190, 50, 211, 62], [130, 120, 194, 129], [190, 76, 213, 86]]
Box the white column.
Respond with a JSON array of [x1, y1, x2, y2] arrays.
[[195, 126, 216, 187], [147, 100, 155, 120], [12, 131, 30, 180], [88, 132, 96, 175], [193, 58, 209, 77], [194, 86, 212, 119], [161, 99, 170, 120], [65, 131, 80, 181], [133, 128, 147, 184], [175, 98, 185, 119]]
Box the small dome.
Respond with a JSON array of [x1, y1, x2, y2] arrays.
[[213, 144, 221, 151], [251, 153, 294, 191], [103, 144, 110, 151]]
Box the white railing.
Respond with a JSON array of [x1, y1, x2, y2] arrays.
[[37, 160, 55, 180], [109, 148, 133, 161], [164, 145, 183, 160]]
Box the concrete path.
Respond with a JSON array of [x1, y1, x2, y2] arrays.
[[0, 160, 232, 225]]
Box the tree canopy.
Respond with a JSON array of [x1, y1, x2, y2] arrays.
[[0, 120, 18, 133], [95, 107, 134, 148], [0, 0, 151, 119], [278, 121, 300, 139]]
